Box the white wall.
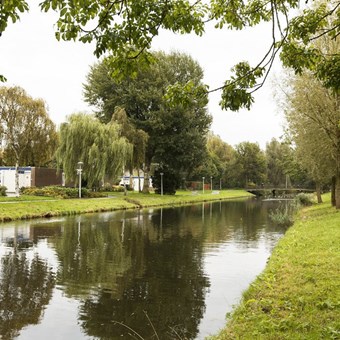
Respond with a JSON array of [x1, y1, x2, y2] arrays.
[[0, 168, 32, 193]]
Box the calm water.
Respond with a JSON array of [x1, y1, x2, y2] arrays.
[[0, 198, 287, 339]]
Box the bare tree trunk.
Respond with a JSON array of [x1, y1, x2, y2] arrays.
[[335, 99, 340, 209], [331, 176, 336, 206], [138, 169, 142, 192], [15, 161, 19, 197], [123, 167, 127, 196], [142, 167, 150, 194], [336, 173, 340, 209], [129, 166, 134, 190], [315, 181, 322, 203]]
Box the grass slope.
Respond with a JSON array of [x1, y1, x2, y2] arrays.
[[211, 193, 340, 340], [0, 189, 252, 222]]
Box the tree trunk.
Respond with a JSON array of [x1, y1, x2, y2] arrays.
[[123, 167, 127, 196], [336, 173, 340, 209], [316, 181, 322, 203], [138, 169, 142, 192], [129, 166, 134, 190], [335, 105, 340, 209], [15, 161, 20, 197], [142, 167, 150, 194], [331, 176, 336, 206]]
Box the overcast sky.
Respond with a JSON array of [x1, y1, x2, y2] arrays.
[[0, 3, 285, 149]]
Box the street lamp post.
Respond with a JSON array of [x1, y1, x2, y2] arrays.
[[77, 161, 83, 198], [210, 176, 213, 192], [202, 177, 205, 194], [160, 172, 164, 196]]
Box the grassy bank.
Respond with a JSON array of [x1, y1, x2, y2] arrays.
[[211, 193, 340, 340], [0, 189, 252, 222]]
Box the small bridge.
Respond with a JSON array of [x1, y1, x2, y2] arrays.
[[246, 187, 315, 197]]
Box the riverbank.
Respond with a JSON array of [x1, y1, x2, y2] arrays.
[[0, 189, 253, 222], [211, 193, 340, 339]]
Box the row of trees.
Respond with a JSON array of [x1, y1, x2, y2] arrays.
[[0, 48, 338, 207], [1, 0, 338, 206], [0, 51, 211, 195], [191, 134, 311, 190], [281, 35, 340, 209], [0, 80, 318, 197]]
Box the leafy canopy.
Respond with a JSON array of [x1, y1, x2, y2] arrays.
[[84, 51, 211, 191], [0, 86, 58, 167], [1, 0, 338, 110]]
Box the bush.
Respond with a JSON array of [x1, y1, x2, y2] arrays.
[[21, 186, 107, 199], [112, 185, 125, 192], [295, 193, 315, 206], [100, 183, 115, 192], [152, 168, 180, 195], [0, 186, 7, 196]]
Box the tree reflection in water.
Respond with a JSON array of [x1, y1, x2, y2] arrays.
[[53, 210, 210, 339], [0, 250, 55, 339]]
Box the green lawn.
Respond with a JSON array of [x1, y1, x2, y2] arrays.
[[0, 189, 252, 222], [210, 193, 340, 340], [0, 195, 56, 202]]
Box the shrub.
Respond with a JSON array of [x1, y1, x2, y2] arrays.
[[295, 193, 315, 206], [21, 186, 107, 199], [0, 186, 7, 196], [112, 185, 124, 192], [153, 168, 180, 195], [100, 183, 114, 192]]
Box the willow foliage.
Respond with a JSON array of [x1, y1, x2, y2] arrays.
[[56, 113, 132, 188]]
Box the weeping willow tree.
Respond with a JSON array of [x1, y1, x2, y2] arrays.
[[56, 113, 132, 188]]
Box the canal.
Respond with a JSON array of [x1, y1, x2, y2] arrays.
[[0, 198, 287, 339]]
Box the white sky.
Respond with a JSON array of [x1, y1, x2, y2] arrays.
[[0, 3, 285, 149]]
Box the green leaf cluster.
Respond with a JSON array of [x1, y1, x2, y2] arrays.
[[220, 62, 264, 111], [0, 0, 339, 111], [280, 2, 340, 92], [0, 0, 28, 33]]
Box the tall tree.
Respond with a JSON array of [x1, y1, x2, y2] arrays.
[[233, 142, 267, 187], [56, 113, 132, 189], [265, 138, 295, 187], [207, 133, 235, 187], [84, 51, 211, 194], [1, 1, 338, 110], [0, 86, 58, 195], [283, 71, 340, 207]]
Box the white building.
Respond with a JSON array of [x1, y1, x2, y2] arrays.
[[0, 167, 64, 194], [119, 170, 152, 191]]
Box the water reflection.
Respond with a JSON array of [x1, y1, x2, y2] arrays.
[[0, 239, 55, 339], [0, 198, 286, 339]]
